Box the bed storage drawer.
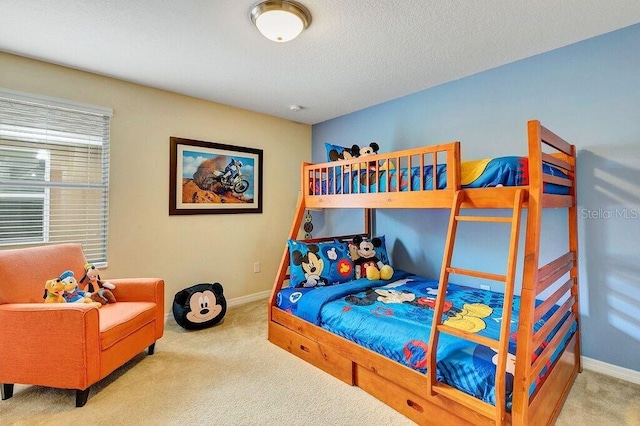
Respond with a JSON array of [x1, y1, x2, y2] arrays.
[[269, 321, 354, 385], [354, 364, 494, 426]]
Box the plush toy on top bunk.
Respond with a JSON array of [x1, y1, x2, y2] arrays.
[[351, 236, 394, 280], [351, 142, 395, 184], [325, 141, 395, 175], [80, 263, 116, 306], [351, 142, 379, 158]]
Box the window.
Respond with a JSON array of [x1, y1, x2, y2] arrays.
[[0, 146, 49, 244], [0, 88, 112, 264]]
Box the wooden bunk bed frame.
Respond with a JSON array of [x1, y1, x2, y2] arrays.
[[268, 120, 580, 425]]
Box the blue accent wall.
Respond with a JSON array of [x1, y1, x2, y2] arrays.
[[311, 24, 640, 371]]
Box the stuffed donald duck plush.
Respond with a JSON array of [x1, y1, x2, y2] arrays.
[[60, 270, 101, 307]]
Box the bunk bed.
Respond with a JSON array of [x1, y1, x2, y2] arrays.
[[268, 120, 580, 425]]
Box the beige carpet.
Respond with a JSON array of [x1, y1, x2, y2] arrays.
[[1, 299, 639, 425]]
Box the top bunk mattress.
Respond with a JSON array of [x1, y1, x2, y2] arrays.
[[314, 156, 569, 195]]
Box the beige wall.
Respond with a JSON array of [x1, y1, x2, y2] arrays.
[[0, 52, 310, 312]]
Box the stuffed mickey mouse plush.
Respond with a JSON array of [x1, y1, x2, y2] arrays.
[[352, 142, 394, 173], [349, 143, 379, 184], [351, 236, 394, 280], [351, 142, 379, 158]]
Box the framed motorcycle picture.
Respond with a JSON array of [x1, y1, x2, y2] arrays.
[[169, 137, 263, 215]]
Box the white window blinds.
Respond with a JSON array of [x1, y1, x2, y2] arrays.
[[0, 88, 113, 265]]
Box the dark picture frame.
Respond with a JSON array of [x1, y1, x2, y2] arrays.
[[169, 137, 263, 215]]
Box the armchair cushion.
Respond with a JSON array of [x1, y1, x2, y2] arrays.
[[99, 302, 156, 350]]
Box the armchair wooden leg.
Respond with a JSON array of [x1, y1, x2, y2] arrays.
[[1, 383, 14, 400], [76, 388, 90, 407], [148, 342, 156, 355]]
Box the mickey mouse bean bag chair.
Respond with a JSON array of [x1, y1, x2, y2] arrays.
[[172, 283, 226, 330]]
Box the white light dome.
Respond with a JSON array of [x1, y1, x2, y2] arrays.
[[251, 1, 311, 43]]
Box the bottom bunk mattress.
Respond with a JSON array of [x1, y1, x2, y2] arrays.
[[276, 271, 576, 409]]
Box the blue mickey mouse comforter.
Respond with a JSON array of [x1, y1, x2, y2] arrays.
[[277, 271, 576, 409]]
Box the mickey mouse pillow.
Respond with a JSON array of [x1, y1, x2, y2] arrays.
[[324, 142, 356, 162], [287, 239, 354, 288]]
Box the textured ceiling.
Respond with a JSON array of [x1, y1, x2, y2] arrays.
[[1, 1, 639, 125]]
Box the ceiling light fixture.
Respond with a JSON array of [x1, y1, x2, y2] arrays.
[[250, 1, 311, 43]]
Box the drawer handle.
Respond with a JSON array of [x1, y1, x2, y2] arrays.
[[407, 399, 424, 413], [299, 344, 310, 353]]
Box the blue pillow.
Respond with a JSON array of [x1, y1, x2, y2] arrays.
[[288, 239, 354, 288], [276, 287, 314, 315], [325, 142, 356, 162]]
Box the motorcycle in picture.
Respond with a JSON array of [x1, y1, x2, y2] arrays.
[[213, 168, 250, 194], [193, 158, 250, 195]]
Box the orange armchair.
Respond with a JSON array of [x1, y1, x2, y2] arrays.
[[0, 243, 164, 407]]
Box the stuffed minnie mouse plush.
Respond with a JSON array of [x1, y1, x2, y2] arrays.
[[351, 236, 394, 280]]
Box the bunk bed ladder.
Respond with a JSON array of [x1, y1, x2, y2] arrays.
[[427, 188, 525, 425]]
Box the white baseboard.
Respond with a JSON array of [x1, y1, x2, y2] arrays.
[[164, 290, 270, 323], [582, 356, 640, 385], [226, 290, 270, 307]]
